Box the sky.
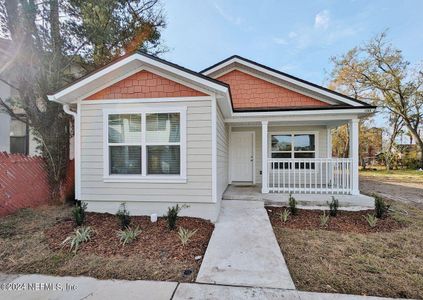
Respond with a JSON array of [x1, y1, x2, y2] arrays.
[[161, 0, 423, 86]]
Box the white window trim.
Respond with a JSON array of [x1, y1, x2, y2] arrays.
[[268, 131, 319, 173], [103, 106, 187, 183]]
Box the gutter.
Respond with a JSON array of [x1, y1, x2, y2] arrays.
[[62, 103, 80, 200]]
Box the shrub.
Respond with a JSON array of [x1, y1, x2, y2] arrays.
[[328, 196, 339, 217], [72, 202, 87, 226], [288, 194, 297, 215], [374, 194, 389, 218], [319, 211, 330, 227], [177, 227, 198, 246], [117, 226, 141, 246], [116, 203, 131, 229], [166, 204, 188, 230], [279, 209, 290, 223], [363, 214, 378, 228], [62, 226, 92, 253]]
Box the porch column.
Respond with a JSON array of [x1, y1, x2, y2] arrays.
[[349, 119, 359, 195], [326, 127, 333, 158], [261, 121, 269, 193]]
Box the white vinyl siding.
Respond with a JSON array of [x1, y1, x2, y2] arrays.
[[231, 125, 328, 183], [216, 105, 229, 201], [79, 99, 212, 203]]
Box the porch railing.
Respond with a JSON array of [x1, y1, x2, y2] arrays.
[[268, 158, 352, 194]]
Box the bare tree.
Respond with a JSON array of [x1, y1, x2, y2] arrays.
[[330, 31, 423, 168]]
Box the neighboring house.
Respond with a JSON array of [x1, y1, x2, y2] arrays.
[[0, 38, 40, 155], [47, 52, 375, 221]]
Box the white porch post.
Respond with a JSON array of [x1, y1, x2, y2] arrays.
[[349, 119, 360, 195], [261, 121, 269, 193], [326, 127, 332, 158]]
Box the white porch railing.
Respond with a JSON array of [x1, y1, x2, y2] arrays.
[[268, 158, 353, 194]]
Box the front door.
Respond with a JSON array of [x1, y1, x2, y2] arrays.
[[230, 132, 254, 182]]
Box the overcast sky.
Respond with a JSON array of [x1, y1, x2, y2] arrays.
[[161, 0, 423, 87]]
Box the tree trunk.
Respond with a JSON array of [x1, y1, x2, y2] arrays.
[[403, 123, 423, 169]]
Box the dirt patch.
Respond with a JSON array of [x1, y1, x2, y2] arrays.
[[268, 200, 423, 299], [0, 205, 214, 282], [266, 207, 405, 234]]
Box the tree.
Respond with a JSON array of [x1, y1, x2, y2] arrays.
[[330, 31, 423, 168], [0, 0, 166, 201]]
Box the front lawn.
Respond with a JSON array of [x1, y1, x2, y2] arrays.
[[267, 200, 423, 299], [0, 205, 213, 282]]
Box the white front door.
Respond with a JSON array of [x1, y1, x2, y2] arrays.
[[230, 132, 254, 182]]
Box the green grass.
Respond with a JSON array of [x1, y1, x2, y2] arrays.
[[360, 169, 423, 183]]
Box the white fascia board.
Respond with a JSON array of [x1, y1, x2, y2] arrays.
[[134, 54, 228, 94], [203, 57, 364, 107], [47, 53, 229, 103], [225, 107, 375, 123]]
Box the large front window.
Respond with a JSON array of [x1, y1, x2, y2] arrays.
[[271, 133, 316, 169], [105, 109, 186, 181]]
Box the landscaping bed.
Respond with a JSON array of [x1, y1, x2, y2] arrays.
[[266, 207, 404, 234], [0, 205, 214, 282], [267, 200, 423, 299]]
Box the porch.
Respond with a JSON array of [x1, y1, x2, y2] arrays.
[[227, 117, 361, 196], [222, 184, 374, 209]]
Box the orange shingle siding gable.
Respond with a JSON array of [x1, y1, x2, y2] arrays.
[[217, 69, 330, 109], [85, 70, 206, 100]]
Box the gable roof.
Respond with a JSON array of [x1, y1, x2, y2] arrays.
[[48, 51, 230, 103], [201, 55, 373, 109]]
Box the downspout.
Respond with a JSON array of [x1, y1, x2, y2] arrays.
[[62, 103, 80, 200]]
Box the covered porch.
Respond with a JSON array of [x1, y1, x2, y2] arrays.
[[226, 115, 361, 197]]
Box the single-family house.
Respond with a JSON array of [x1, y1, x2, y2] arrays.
[[47, 52, 375, 221]]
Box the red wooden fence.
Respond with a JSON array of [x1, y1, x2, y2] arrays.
[[0, 152, 74, 216]]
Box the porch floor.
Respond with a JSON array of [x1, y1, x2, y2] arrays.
[[223, 184, 374, 210]]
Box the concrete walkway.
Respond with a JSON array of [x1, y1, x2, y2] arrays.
[[0, 274, 397, 300], [196, 200, 295, 289]]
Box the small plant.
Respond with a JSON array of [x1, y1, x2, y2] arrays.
[[116, 203, 131, 229], [177, 227, 198, 246], [166, 204, 188, 230], [72, 201, 88, 226], [288, 194, 297, 215], [319, 211, 330, 227], [62, 226, 92, 253], [328, 196, 339, 217], [363, 214, 378, 228], [117, 226, 141, 246], [279, 209, 290, 223], [374, 194, 389, 218]]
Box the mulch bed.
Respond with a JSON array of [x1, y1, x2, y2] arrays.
[[266, 206, 405, 234], [45, 212, 214, 261]]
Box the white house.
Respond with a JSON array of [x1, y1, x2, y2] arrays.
[[0, 38, 40, 156], [47, 52, 375, 221]]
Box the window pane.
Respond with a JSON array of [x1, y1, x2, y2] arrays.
[[10, 119, 27, 137], [10, 137, 27, 154], [108, 114, 141, 143], [294, 134, 315, 151], [294, 152, 315, 158], [110, 146, 141, 174], [147, 145, 180, 175], [271, 135, 291, 151], [146, 113, 180, 143], [271, 152, 292, 158]]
